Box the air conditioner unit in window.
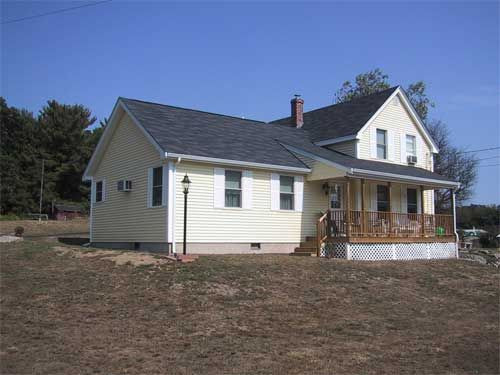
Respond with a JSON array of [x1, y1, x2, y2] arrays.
[[407, 155, 418, 165], [117, 180, 132, 192]]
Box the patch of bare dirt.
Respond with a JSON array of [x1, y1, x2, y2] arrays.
[[53, 246, 170, 267]]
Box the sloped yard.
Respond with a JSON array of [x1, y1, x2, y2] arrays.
[[1, 240, 498, 374]]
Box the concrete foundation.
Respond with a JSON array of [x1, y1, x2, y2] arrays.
[[90, 242, 298, 254]]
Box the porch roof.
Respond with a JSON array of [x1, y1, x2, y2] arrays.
[[280, 141, 460, 188]]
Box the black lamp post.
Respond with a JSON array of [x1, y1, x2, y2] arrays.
[[181, 174, 191, 255]]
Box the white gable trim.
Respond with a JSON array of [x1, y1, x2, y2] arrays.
[[356, 87, 439, 153], [82, 98, 165, 181]]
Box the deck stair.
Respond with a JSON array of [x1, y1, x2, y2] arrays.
[[290, 236, 318, 256]]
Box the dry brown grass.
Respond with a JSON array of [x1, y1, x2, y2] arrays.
[[1, 240, 498, 374], [0, 219, 89, 237]]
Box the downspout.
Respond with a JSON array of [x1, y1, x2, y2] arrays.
[[169, 156, 181, 254], [89, 177, 93, 244], [452, 188, 459, 257]]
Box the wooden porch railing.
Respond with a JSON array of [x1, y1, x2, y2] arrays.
[[316, 209, 455, 255]]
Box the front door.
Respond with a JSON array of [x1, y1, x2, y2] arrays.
[[329, 184, 343, 211], [329, 184, 344, 235]]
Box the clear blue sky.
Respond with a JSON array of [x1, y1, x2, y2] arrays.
[[2, 1, 499, 204]]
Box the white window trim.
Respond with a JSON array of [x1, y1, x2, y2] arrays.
[[214, 168, 253, 210], [279, 175, 295, 211], [406, 134, 417, 157], [224, 169, 243, 208], [376, 128, 388, 160], [271, 174, 304, 212], [148, 166, 167, 208], [94, 179, 106, 204]]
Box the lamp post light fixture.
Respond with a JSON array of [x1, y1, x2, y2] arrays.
[[181, 174, 191, 255]]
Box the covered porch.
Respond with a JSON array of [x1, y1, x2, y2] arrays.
[[312, 176, 458, 257]]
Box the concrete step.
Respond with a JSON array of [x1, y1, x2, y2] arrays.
[[300, 241, 317, 248]]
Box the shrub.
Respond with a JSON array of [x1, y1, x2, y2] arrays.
[[14, 226, 24, 237]]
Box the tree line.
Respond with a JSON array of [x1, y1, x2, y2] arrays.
[[0, 69, 480, 219], [0, 97, 104, 215]]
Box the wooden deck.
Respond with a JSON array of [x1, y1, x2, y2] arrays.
[[316, 209, 456, 256]]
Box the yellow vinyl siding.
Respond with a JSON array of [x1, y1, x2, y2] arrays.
[[92, 112, 167, 242], [174, 162, 327, 243], [358, 94, 432, 169], [326, 141, 356, 157]]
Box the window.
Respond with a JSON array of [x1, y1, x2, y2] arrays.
[[406, 135, 416, 157], [330, 184, 342, 209], [225, 170, 242, 207], [407, 188, 418, 214], [377, 185, 389, 212], [280, 176, 294, 210], [376, 129, 387, 159], [152, 167, 163, 207], [95, 181, 103, 202]]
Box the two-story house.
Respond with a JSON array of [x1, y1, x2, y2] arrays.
[[83, 86, 460, 260]]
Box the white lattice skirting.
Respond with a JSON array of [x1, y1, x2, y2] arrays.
[[321, 242, 458, 261]]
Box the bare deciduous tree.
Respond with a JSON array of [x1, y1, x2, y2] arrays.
[[427, 120, 478, 212]]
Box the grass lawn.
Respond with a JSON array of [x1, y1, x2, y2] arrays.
[[0, 219, 89, 238], [1, 240, 498, 374]]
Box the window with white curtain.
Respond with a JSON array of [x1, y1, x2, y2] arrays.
[[280, 176, 294, 210], [376, 129, 387, 159], [406, 135, 416, 157], [225, 170, 242, 208]]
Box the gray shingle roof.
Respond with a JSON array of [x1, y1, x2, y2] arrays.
[[271, 87, 398, 142], [121, 98, 310, 169], [119, 93, 456, 185]]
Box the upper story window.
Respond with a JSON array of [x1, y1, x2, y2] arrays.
[[376, 129, 387, 159], [95, 181, 103, 202], [152, 167, 163, 207], [225, 170, 242, 207], [406, 135, 416, 157], [280, 175, 294, 210], [377, 185, 389, 212], [407, 188, 418, 214]]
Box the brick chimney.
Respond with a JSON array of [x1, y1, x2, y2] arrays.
[[291, 94, 304, 128]]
